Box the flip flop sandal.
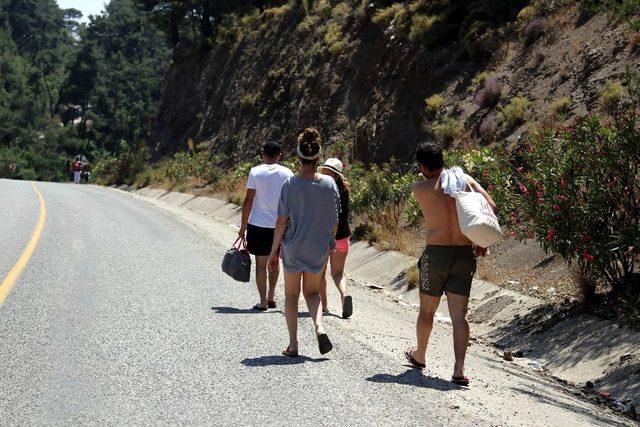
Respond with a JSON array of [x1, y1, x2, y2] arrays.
[[317, 333, 333, 355], [282, 347, 299, 357], [342, 296, 353, 319], [252, 304, 268, 311], [267, 301, 277, 309], [404, 349, 426, 370], [451, 376, 470, 386]]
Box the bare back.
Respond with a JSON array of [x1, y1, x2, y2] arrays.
[[413, 177, 473, 246]]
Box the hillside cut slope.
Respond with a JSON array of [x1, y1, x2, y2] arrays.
[[152, 0, 638, 163]]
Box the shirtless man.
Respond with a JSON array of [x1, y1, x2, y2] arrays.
[[404, 142, 496, 386]]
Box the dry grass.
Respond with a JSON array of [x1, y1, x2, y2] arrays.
[[404, 264, 419, 290]]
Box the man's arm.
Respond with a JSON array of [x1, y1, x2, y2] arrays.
[[239, 189, 256, 237], [267, 215, 288, 271], [466, 175, 497, 213]]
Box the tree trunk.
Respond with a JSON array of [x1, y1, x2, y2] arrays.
[[170, 5, 180, 46], [201, 0, 213, 37], [41, 65, 54, 118]]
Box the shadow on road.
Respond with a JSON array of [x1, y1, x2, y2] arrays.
[[366, 369, 461, 391], [211, 306, 282, 315], [241, 355, 330, 366]]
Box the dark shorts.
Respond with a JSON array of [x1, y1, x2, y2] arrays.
[[418, 245, 477, 297], [246, 224, 274, 256]]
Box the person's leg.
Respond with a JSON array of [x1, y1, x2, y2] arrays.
[[410, 246, 446, 365], [446, 293, 470, 378], [412, 294, 441, 364], [284, 272, 302, 352], [254, 256, 269, 308], [329, 250, 348, 304], [267, 257, 279, 305], [319, 261, 329, 312], [301, 271, 325, 335]]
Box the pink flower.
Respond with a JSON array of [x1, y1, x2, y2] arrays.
[[557, 195, 568, 202], [554, 205, 561, 212], [546, 229, 556, 241], [517, 166, 524, 173], [560, 177, 567, 189], [519, 184, 529, 195], [537, 190, 544, 201], [582, 251, 594, 263]]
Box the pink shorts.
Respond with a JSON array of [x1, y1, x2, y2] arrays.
[[335, 237, 350, 252]]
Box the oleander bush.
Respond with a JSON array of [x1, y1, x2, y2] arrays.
[[511, 113, 640, 298]]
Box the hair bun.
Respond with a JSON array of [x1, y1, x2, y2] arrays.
[[300, 128, 320, 144]]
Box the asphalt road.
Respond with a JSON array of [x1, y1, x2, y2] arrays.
[[0, 179, 631, 426]]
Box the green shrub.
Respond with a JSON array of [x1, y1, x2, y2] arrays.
[[500, 96, 530, 130], [297, 14, 321, 33], [468, 71, 488, 93], [409, 14, 439, 44], [263, 4, 293, 19], [432, 117, 464, 144], [424, 94, 446, 116], [350, 162, 417, 228], [93, 151, 147, 186], [513, 113, 640, 297], [240, 92, 260, 111], [516, 5, 536, 24], [371, 3, 408, 29], [446, 147, 515, 222], [324, 22, 348, 55], [313, 0, 332, 18], [302, 0, 311, 15], [403, 195, 423, 229], [331, 2, 353, 23], [550, 97, 572, 119], [267, 67, 285, 81], [600, 80, 624, 114]]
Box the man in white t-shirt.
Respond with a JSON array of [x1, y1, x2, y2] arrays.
[[239, 141, 294, 311]]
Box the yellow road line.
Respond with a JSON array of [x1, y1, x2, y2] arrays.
[[0, 183, 47, 305]]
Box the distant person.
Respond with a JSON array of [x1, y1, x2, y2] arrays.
[[239, 141, 293, 311], [405, 142, 496, 386], [318, 158, 353, 319], [268, 128, 341, 357], [72, 160, 82, 184]]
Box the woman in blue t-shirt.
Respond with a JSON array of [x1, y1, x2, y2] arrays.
[[268, 128, 341, 357]]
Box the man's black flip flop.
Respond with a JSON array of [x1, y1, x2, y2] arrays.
[[282, 347, 299, 357], [342, 296, 353, 319], [267, 301, 277, 309], [317, 333, 333, 355], [451, 376, 470, 386], [252, 304, 267, 311], [404, 349, 426, 369]]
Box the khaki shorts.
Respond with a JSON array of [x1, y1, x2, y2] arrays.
[[418, 246, 476, 297]]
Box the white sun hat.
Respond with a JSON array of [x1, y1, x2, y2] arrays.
[[318, 158, 345, 178]]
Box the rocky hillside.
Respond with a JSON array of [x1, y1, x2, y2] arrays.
[[151, 0, 638, 164]]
